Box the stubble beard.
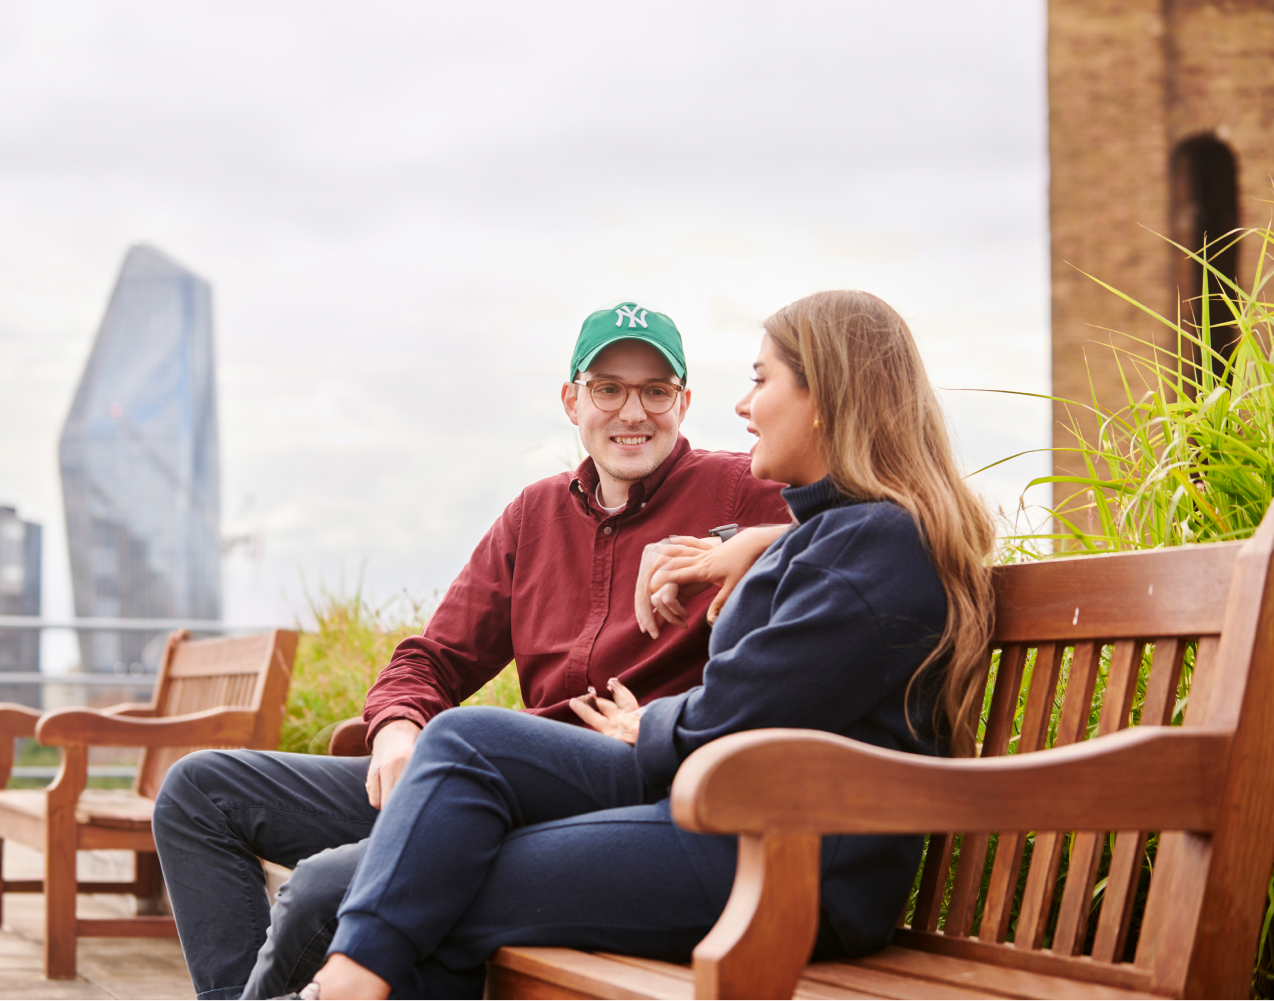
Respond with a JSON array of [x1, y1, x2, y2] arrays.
[[586, 423, 672, 485]]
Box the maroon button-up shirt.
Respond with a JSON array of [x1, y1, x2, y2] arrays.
[[362, 436, 789, 742]]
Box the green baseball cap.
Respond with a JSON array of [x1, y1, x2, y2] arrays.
[[569, 302, 687, 382]]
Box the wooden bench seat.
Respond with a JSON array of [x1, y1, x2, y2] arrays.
[[0, 787, 156, 838], [492, 942, 1169, 1000]]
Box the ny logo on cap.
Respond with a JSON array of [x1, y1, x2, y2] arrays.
[[615, 305, 649, 329]]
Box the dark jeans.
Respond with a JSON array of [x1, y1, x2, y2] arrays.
[[152, 749, 378, 1000], [242, 840, 367, 999], [330, 707, 743, 998]]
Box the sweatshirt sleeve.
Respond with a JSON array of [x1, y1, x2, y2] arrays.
[[635, 519, 944, 789], [362, 496, 521, 745]]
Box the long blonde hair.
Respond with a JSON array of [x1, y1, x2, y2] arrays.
[[764, 291, 995, 757]]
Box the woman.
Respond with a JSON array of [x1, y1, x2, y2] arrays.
[[305, 290, 995, 999]]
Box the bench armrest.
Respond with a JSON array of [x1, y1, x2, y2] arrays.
[[670, 725, 1231, 1000], [329, 717, 369, 756], [0, 703, 40, 739], [36, 705, 259, 748], [671, 725, 1230, 837]]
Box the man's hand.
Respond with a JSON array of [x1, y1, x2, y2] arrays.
[[569, 678, 644, 744], [365, 719, 421, 810]]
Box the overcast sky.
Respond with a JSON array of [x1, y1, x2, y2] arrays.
[[0, 1, 1050, 664]]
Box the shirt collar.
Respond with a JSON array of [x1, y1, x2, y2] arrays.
[[781, 475, 858, 524], [570, 435, 693, 515]]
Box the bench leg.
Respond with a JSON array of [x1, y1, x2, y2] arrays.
[[692, 833, 820, 1000], [43, 824, 78, 977], [44, 747, 86, 980], [132, 851, 167, 916]]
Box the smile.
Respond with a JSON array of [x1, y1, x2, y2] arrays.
[[612, 436, 652, 446]]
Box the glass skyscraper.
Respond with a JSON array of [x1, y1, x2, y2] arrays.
[[59, 245, 221, 673], [0, 504, 42, 705]]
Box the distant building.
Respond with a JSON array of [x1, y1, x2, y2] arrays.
[[1048, 1, 1274, 498], [59, 245, 221, 673], [0, 504, 42, 705]]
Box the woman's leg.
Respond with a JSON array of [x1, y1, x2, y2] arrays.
[[328, 707, 654, 989], [444, 798, 735, 960], [389, 798, 737, 999]]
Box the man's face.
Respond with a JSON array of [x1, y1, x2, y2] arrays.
[[561, 340, 690, 485]]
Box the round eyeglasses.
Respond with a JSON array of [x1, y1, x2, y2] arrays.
[[573, 379, 684, 415]]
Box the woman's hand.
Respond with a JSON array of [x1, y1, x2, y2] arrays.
[[569, 678, 644, 744], [634, 535, 720, 638], [638, 524, 790, 636]]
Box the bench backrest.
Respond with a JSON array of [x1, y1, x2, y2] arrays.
[[134, 629, 298, 799], [908, 513, 1274, 998]]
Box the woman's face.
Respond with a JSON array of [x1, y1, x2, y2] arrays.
[[736, 335, 829, 487]]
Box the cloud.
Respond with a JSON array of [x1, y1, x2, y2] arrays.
[[0, 0, 1051, 634]]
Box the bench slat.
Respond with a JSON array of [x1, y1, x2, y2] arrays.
[[488, 942, 1167, 1000], [992, 544, 1240, 643], [847, 944, 1161, 999], [491, 947, 692, 1000], [596, 955, 884, 1001], [891, 929, 1158, 994], [801, 956, 1006, 999]]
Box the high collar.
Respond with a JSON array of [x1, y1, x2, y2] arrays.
[[569, 435, 693, 516], [781, 475, 856, 524]]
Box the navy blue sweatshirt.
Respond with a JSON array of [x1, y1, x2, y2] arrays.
[[636, 476, 948, 955]]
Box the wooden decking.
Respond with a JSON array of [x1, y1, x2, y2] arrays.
[[1, 843, 193, 999]]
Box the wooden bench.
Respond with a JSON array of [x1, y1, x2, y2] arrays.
[[480, 508, 1274, 999], [0, 628, 298, 979]]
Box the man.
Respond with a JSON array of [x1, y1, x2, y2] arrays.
[[153, 302, 789, 1000]]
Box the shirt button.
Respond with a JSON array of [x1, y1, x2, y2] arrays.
[[603, 526, 613, 535], [640, 502, 646, 508]]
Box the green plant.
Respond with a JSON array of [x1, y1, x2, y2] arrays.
[[278, 587, 523, 756], [992, 224, 1274, 555]]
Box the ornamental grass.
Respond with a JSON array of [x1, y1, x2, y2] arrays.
[[278, 587, 521, 756], [994, 223, 1274, 554]]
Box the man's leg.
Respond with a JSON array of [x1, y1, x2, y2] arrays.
[[240, 840, 366, 1000], [152, 749, 377, 1000]]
